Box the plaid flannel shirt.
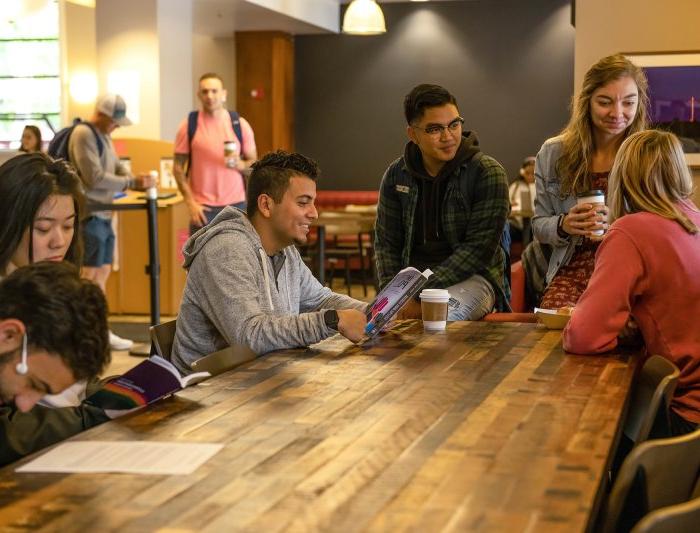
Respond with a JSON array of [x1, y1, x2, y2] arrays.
[[374, 153, 511, 311]]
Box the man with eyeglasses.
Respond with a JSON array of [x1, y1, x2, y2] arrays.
[[375, 84, 510, 320], [0, 262, 111, 466]]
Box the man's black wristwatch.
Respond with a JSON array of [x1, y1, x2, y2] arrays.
[[324, 310, 339, 330]]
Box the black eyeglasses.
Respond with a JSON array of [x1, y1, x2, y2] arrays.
[[412, 117, 464, 138]]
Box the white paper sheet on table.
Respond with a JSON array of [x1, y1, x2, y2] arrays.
[[15, 441, 223, 475]]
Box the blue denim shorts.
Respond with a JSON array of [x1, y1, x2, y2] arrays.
[[82, 216, 115, 267], [189, 201, 247, 235]]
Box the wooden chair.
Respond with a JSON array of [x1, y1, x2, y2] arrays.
[[601, 428, 700, 533], [149, 319, 256, 377], [149, 319, 177, 360], [325, 220, 368, 297], [190, 345, 257, 376], [632, 497, 700, 533], [320, 215, 375, 297], [624, 355, 680, 445]]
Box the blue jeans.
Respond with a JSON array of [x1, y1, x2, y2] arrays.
[[189, 201, 246, 235], [82, 216, 115, 267], [446, 274, 495, 320]]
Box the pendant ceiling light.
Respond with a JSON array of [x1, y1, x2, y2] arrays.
[[342, 0, 386, 35]]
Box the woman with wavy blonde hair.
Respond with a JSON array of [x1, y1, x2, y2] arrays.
[[565, 130, 700, 436], [532, 54, 649, 308], [607, 130, 697, 233]]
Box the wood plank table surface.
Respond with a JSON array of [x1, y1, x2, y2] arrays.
[[0, 321, 637, 532]]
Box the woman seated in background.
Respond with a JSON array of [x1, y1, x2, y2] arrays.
[[0, 153, 111, 461], [508, 156, 536, 243], [564, 130, 700, 436], [532, 54, 649, 309], [19, 125, 42, 153]]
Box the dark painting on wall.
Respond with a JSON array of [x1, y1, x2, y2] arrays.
[[628, 53, 700, 153]]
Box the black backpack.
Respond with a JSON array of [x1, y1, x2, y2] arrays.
[[186, 110, 243, 175], [460, 151, 512, 308], [47, 119, 104, 162]]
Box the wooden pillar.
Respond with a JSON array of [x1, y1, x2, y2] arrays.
[[235, 31, 294, 156]]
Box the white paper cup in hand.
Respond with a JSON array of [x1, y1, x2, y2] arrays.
[[224, 140, 238, 168], [576, 189, 605, 236], [146, 170, 159, 200], [419, 289, 450, 331]]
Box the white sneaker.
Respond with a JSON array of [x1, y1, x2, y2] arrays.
[[109, 330, 134, 351]]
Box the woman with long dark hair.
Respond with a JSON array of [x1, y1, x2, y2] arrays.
[[19, 125, 42, 153], [0, 152, 83, 276]]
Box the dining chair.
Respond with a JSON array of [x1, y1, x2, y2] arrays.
[[190, 344, 257, 375], [149, 319, 177, 361], [323, 217, 374, 297], [326, 224, 364, 296], [601, 428, 700, 533], [624, 355, 680, 445], [631, 496, 700, 533]]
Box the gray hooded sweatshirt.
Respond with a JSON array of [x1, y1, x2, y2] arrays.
[[171, 207, 367, 374]]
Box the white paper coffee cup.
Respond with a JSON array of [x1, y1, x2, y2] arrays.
[[577, 189, 605, 236], [224, 140, 238, 168], [224, 140, 237, 156], [419, 289, 450, 331]]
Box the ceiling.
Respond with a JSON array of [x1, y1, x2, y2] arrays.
[[193, 0, 329, 36], [193, 0, 463, 37]]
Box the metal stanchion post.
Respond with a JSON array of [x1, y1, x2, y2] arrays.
[[89, 185, 163, 357], [129, 183, 161, 356], [146, 186, 160, 326], [317, 225, 325, 286]]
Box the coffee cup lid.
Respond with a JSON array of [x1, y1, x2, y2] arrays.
[[576, 189, 604, 198], [420, 289, 450, 300]]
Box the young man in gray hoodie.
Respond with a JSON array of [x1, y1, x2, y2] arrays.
[[172, 151, 368, 374]]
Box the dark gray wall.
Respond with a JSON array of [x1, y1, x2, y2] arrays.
[[294, 0, 574, 190]]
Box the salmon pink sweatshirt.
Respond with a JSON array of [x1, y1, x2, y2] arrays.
[[563, 201, 700, 423]]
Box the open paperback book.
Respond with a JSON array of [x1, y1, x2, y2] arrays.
[[364, 267, 433, 337], [85, 356, 210, 418]]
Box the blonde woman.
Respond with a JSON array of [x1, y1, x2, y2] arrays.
[[564, 130, 700, 436], [532, 54, 649, 308]]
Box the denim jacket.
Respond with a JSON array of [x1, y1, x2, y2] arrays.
[[531, 136, 583, 284]]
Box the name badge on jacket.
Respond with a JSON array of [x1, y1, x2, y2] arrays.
[[395, 185, 410, 194]]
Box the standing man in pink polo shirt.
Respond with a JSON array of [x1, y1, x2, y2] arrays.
[[173, 72, 257, 234]]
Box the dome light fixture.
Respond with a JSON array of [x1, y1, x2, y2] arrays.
[[342, 0, 386, 35]]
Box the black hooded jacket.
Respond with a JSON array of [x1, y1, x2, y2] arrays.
[[404, 131, 481, 270]]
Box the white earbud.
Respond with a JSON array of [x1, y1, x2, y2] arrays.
[[15, 333, 28, 375]]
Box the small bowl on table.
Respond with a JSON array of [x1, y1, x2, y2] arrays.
[[534, 307, 572, 330]]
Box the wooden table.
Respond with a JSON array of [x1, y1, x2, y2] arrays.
[[103, 190, 189, 317], [0, 321, 636, 532]]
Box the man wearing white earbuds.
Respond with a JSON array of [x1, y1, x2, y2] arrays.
[[0, 262, 110, 465]]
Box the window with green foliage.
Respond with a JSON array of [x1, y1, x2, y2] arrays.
[[0, 0, 60, 148]]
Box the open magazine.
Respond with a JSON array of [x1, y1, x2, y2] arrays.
[[365, 267, 433, 337], [85, 356, 210, 418]]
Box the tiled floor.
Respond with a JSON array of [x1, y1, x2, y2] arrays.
[[106, 281, 376, 377]]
